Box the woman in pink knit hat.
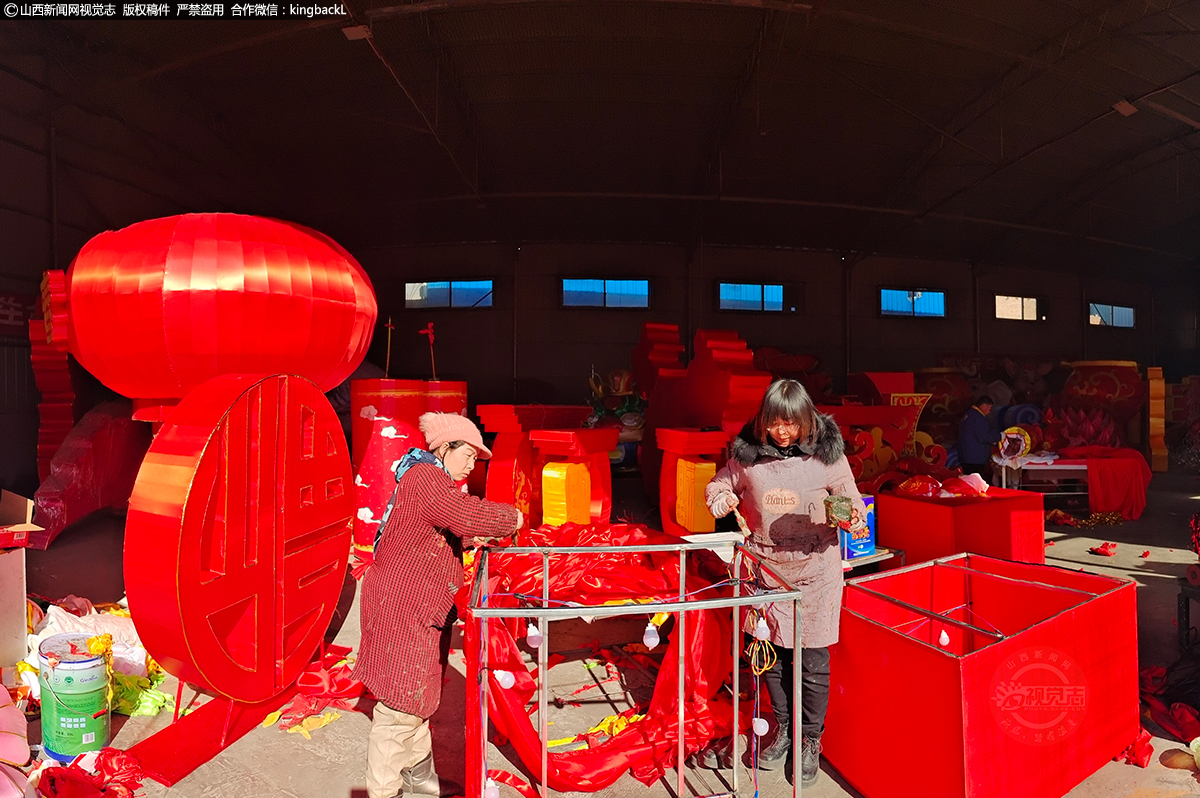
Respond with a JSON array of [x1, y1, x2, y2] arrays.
[[355, 412, 523, 798]]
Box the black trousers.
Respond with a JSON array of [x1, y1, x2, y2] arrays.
[[761, 646, 830, 738], [961, 462, 987, 476]]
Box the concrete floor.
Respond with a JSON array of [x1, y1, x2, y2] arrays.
[[88, 468, 1200, 797]]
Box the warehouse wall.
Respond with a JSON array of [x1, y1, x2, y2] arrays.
[[366, 243, 1195, 407]]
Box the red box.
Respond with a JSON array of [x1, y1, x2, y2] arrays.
[[876, 487, 1044, 565], [826, 554, 1138, 798]]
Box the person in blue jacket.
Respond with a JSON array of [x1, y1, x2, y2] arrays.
[[957, 396, 1001, 476]]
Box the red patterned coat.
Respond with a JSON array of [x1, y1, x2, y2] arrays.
[[354, 463, 518, 717]]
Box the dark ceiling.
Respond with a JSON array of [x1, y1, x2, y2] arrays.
[[6, 0, 1200, 268]]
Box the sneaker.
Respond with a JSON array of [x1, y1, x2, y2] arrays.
[[800, 734, 821, 787], [756, 727, 791, 770]]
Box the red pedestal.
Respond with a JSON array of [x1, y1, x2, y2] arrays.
[[528, 428, 619, 524], [349, 379, 467, 549], [826, 554, 1138, 798], [655, 428, 732, 538], [477, 405, 592, 528], [876, 488, 1045, 566]]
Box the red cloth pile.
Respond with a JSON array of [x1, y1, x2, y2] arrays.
[[461, 522, 736, 792], [37, 749, 143, 798], [1139, 665, 1196, 754], [277, 645, 365, 729], [1058, 446, 1152, 521], [1044, 508, 1077, 527]]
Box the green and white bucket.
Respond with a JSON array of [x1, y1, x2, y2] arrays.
[[38, 632, 109, 762]]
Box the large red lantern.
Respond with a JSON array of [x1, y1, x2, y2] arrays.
[[42, 214, 377, 402]]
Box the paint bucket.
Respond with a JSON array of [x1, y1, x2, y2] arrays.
[[38, 632, 109, 762]]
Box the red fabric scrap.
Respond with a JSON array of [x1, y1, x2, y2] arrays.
[[1113, 726, 1153, 768], [38, 749, 144, 798], [1140, 666, 1167, 697], [351, 550, 374, 580], [1149, 702, 1200, 743], [1044, 508, 1077, 527], [1088, 542, 1118, 557], [279, 655, 364, 729], [1141, 551, 1150, 558]]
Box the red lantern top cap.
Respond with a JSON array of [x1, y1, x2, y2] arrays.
[[61, 213, 377, 400]]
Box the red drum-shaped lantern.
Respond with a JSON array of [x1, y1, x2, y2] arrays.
[[46, 214, 376, 401], [125, 373, 353, 702]]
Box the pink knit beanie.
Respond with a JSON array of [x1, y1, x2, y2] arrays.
[[419, 412, 493, 459]]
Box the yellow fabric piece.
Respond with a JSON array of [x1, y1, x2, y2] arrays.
[[587, 712, 645, 737], [262, 710, 282, 728], [541, 461, 591, 526], [25, 600, 43, 635], [676, 457, 716, 533], [285, 711, 341, 739], [650, 612, 669, 627], [86, 633, 115, 708], [546, 712, 645, 749]]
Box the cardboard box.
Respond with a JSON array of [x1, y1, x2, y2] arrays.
[[0, 490, 42, 548], [1, 491, 40, 669]]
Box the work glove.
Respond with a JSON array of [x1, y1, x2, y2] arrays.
[[708, 492, 739, 518]]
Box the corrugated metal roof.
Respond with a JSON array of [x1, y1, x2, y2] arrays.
[[3, 0, 1194, 257]]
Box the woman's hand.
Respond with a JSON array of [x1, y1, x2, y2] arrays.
[[514, 509, 524, 530], [709, 492, 739, 518]]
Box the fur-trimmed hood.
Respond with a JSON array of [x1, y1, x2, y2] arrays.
[[728, 411, 845, 466]]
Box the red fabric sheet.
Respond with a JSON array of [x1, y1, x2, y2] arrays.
[[1058, 447, 1152, 520], [461, 523, 741, 792]]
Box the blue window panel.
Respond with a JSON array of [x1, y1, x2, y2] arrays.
[[913, 291, 946, 317], [1112, 305, 1135, 327], [719, 283, 763, 311], [452, 280, 493, 308], [880, 288, 914, 316], [763, 284, 784, 312], [562, 279, 605, 307], [604, 280, 649, 308], [1089, 303, 1113, 326], [405, 281, 450, 308]]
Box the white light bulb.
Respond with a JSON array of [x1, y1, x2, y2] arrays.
[[752, 717, 769, 737], [753, 617, 770, 641], [494, 669, 515, 689], [526, 623, 543, 648], [484, 778, 500, 798], [938, 629, 951, 648], [643, 622, 660, 650]]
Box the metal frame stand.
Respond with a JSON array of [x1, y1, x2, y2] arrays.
[[467, 540, 806, 798]]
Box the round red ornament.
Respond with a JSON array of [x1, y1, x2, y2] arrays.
[[47, 213, 376, 401], [125, 373, 353, 702]]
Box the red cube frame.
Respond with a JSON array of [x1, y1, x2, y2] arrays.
[[825, 554, 1138, 798]]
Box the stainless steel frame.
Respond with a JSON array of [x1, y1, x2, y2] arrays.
[[467, 540, 806, 798]]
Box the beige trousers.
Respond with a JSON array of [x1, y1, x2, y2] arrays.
[[367, 702, 433, 798]]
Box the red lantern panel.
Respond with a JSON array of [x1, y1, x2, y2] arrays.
[[52, 214, 376, 401], [125, 374, 353, 702]]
